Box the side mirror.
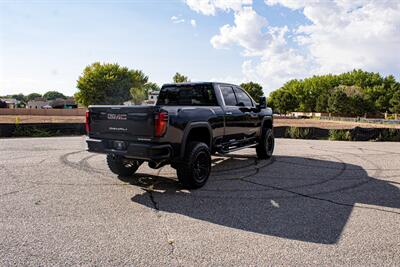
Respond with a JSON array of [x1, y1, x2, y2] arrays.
[[258, 96, 266, 109]]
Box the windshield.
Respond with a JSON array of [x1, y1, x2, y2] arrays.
[[157, 84, 218, 106]]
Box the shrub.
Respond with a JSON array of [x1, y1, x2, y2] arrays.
[[13, 126, 61, 137], [377, 128, 400, 141], [285, 127, 312, 139], [329, 129, 352, 141]]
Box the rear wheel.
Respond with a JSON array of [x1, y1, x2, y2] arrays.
[[176, 142, 211, 189], [106, 154, 142, 176], [256, 128, 274, 159]]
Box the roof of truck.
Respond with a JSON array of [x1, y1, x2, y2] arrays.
[[161, 82, 239, 87]]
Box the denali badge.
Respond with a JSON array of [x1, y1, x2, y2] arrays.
[[109, 127, 127, 131], [107, 113, 127, 120]]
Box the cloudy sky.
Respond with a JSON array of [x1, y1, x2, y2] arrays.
[[1, 0, 399, 96]]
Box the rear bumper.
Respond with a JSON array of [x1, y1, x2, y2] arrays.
[[86, 138, 172, 160]]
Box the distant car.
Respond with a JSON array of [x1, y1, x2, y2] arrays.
[[42, 105, 52, 109], [86, 82, 274, 188]]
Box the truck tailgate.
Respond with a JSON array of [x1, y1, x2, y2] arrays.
[[88, 106, 157, 140]]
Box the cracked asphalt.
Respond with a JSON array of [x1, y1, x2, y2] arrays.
[[1, 136, 400, 266]]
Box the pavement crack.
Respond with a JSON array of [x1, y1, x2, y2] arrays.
[[146, 189, 160, 211], [144, 186, 181, 266]]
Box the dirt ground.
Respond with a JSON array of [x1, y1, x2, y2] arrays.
[[0, 115, 399, 129]]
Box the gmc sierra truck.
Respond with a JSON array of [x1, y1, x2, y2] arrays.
[[86, 82, 274, 188]]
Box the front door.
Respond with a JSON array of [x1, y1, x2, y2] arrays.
[[219, 86, 246, 145], [233, 86, 260, 139]]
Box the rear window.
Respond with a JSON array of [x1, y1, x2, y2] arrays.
[[157, 84, 218, 106]]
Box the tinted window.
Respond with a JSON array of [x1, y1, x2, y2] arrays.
[[233, 87, 253, 107], [157, 84, 218, 106], [220, 86, 237, 106]]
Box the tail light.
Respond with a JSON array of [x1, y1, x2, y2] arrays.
[[85, 111, 90, 134], [155, 111, 168, 137]]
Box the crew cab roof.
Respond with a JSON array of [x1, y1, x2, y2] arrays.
[[161, 82, 238, 87]]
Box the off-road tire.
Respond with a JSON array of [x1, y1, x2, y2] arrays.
[[106, 154, 142, 176], [176, 142, 211, 189], [256, 128, 274, 159]]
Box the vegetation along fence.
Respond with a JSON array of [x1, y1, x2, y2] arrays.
[[0, 108, 86, 116]]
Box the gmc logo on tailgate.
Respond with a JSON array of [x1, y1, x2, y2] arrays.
[[107, 114, 127, 120]]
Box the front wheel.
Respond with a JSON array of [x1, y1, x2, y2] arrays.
[[176, 142, 211, 189], [106, 154, 142, 176], [256, 128, 274, 159]]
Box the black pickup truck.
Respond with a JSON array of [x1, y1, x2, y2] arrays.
[[86, 82, 274, 188]]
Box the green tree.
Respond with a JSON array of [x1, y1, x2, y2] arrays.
[[130, 82, 160, 105], [268, 69, 400, 116], [328, 90, 349, 114], [270, 90, 298, 114], [130, 87, 146, 105], [173, 72, 190, 83], [11, 93, 26, 103], [43, 91, 66, 100], [240, 82, 264, 100], [27, 93, 42, 101], [390, 91, 400, 114], [144, 82, 160, 91], [316, 94, 329, 112], [75, 62, 148, 106], [143, 82, 160, 98]]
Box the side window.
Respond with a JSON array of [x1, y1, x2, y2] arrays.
[[220, 86, 237, 106], [233, 87, 253, 107]]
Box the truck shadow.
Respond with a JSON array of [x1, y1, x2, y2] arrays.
[[119, 154, 400, 244]]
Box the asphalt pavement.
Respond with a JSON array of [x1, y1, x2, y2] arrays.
[[1, 136, 399, 266]]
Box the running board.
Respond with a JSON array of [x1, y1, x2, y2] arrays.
[[217, 142, 258, 155]]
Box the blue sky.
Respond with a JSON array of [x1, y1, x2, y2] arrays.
[[1, 0, 399, 96]]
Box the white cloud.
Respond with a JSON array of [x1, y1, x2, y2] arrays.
[[185, 0, 252, 16], [186, 0, 400, 94], [170, 15, 185, 24], [190, 19, 197, 27], [241, 26, 315, 90], [264, 0, 400, 85], [210, 7, 268, 56]]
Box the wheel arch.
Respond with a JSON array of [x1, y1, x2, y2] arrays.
[[261, 116, 273, 131], [180, 122, 213, 158]]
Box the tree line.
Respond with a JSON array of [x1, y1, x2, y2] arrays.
[[1, 62, 266, 108], [74, 62, 265, 106], [268, 69, 400, 115], [0, 91, 69, 108]]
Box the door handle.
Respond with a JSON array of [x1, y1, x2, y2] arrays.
[[226, 112, 232, 115]]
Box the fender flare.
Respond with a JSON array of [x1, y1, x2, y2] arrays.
[[261, 116, 273, 131], [180, 122, 213, 158]]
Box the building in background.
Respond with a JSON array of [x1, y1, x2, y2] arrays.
[[0, 98, 19, 108], [143, 90, 159, 105], [50, 98, 77, 109], [26, 97, 77, 109], [26, 98, 50, 109]]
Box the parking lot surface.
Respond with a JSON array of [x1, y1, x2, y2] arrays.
[[1, 137, 400, 266]]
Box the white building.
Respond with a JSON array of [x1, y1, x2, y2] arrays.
[[27, 98, 50, 109], [148, 90, 159, 102], [143, 90, 159, 105]]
